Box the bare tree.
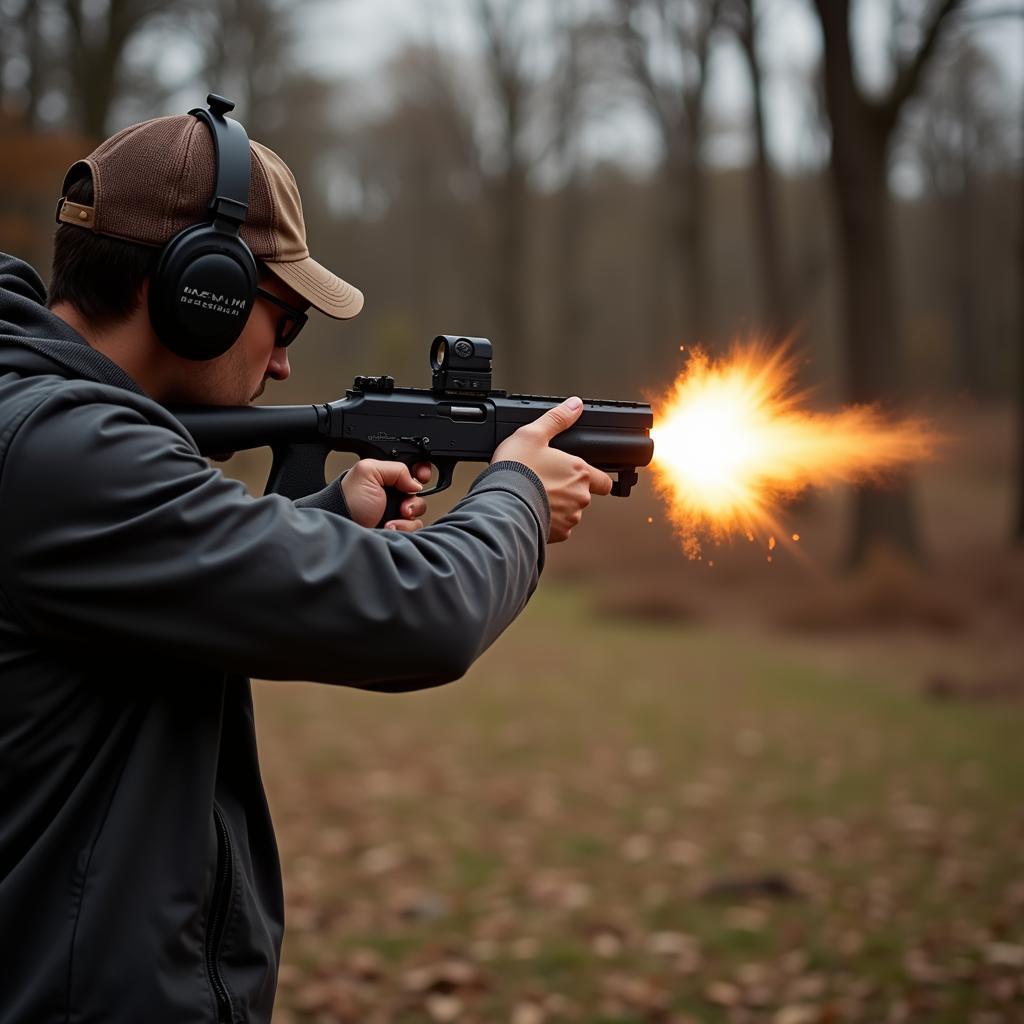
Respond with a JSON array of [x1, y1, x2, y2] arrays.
[[908, 41, 1011, 395], [341, 45, 489, 339], [547, 1, 592, 387], [810, 0, 968, 566], [196, 0, 298, 141], [470, 0, 537, 385], [0, 0, 55, 129], [1017, 28, 1024, 543], [60, 0, 183, 137], [20, 1, 46, 129], [723, 0, 790, 335], [615, 0, 724, 345]]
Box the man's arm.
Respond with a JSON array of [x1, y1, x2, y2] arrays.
[[0, 395, 549, 691]]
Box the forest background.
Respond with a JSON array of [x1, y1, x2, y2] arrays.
[[2, 2, 1024, 1022]]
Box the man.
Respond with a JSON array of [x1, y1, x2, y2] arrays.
[[0, 100, 610, 1023]]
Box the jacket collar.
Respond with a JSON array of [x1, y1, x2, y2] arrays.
[[0, 252, 144, 394]]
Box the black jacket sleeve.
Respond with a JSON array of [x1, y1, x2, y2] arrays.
[[0, 394, 549, 691], [293, 474, 351, 517]]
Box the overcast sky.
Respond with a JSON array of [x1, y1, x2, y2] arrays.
[[306, 0, 1023, 180], [141, 0, 1023, 197]]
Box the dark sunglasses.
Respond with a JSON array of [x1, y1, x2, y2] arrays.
[[255, 287, 308, 348]]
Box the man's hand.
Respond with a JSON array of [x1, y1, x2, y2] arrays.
[[491, 396, 613, 543], [341, 460, 432, 530]]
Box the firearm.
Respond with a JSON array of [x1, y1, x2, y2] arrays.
[[172, 336, 655, 526]]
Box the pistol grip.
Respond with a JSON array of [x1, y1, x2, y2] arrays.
[[266, 443, 329, 499], [374, 458, 456, 529], [376, 487, 407, 529]]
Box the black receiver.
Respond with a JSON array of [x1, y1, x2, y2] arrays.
[[148, 94, 258, 361]]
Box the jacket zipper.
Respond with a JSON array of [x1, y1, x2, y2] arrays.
[[207, 805, 236, 1024]]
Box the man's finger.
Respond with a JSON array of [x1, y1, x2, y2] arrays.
[[412, 462, 433, 483], [384, 518, 424, 532], [403, 497, 427, 518], [374, 461, 424, 494], [589, 466, 614, 496], [530, 397, 584, 443]]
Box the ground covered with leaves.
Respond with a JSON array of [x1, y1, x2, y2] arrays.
[[256, 582, 1024, 1024]]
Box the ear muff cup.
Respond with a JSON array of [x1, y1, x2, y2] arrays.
[[149, 222, 258, 361]]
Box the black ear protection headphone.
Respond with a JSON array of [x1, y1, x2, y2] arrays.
[[148, 94, 259, 361]]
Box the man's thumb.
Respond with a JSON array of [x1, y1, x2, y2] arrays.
[[534, 396, 584, 441]]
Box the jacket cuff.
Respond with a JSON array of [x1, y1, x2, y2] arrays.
[[293, 473, 351, 518], [469, 461, 550, 539]]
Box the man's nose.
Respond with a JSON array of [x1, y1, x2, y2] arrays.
[[267, 346, 291, 382]]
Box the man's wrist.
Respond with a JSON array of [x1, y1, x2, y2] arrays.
[[473, 461, 550, 533], [293, 472, 351, 518]]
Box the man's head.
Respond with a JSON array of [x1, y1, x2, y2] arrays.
[[49, 101, 362, 405]]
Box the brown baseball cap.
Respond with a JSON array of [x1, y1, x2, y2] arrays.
[[56, 114, 363, 319]]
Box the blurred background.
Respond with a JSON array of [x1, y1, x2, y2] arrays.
[[3, 1, 1024, 1021]]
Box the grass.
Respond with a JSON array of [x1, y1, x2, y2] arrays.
[[256, 582, 1024, 1024]]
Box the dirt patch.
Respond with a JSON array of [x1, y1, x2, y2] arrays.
[[776, 548, 970, 634], [924, 672, 1024, 703]]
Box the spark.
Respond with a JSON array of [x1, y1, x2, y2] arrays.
[[648, 341, 939, 558]]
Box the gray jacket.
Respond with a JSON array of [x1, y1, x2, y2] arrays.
[[0, 253, 549, 1023]]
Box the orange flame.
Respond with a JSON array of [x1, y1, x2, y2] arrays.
[[649, 342, 938, 558]]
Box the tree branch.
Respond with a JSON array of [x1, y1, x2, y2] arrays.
[[615, 0, 678, 149], [957, 5, 1024, 22], [881, 0, 968, 131]]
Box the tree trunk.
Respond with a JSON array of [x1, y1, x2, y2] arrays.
[[650, 178, 677, 380], [551, 174, 587, 390], [672, 144, 709, 346], [950, 179, 981, 393], [21, 1, 46, 130], [948, 63, 982, 394], [473, 0, 532, 389], [738, 1, 790, 335], [65, 0, 122, 138], [490, 164, 529, 387], [548, 7, 586, 391], [817, 0, 922, 565], [838, 140, 922, 565], [1015, 39, 1024, 541], [79, 63, 117, 139], [65, 0, 169, 138]]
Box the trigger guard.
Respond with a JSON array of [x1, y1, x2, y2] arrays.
[[417, 461, 456, 497]]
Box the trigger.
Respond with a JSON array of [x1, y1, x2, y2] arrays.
[[419, 461, 455, 497]]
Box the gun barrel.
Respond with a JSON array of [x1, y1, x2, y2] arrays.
[[494, 394, 654, 472], [550, 426, 653, 471]]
